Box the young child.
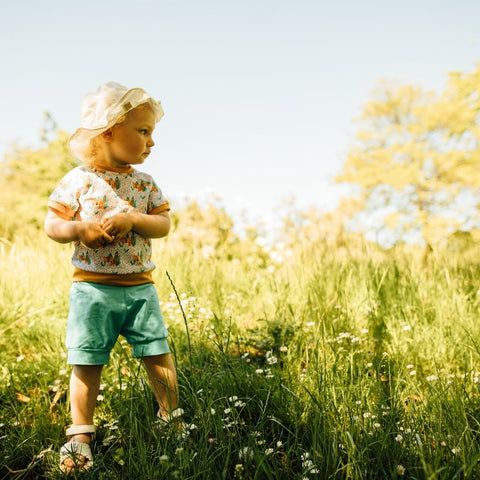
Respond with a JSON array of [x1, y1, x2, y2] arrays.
[[45, 82, 181, 474]]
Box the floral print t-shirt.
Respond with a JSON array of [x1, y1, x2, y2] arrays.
[[48, 163, 169, 280]]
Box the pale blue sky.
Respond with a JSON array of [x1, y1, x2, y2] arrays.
[[2, 0, 480, 227]]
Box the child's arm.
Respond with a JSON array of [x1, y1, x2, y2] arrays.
[[45, 210, 113, 249], [102, 211, 171, 240]]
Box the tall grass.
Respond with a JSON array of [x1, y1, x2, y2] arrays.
[[2, 231, 480, 479]]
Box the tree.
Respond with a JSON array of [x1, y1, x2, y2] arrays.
[[0, 113, 78, 239], [336, 63, 480, 246]]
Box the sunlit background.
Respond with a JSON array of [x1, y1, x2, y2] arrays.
[[2, 0, 480, 231]]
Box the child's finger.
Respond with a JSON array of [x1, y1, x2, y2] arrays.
[[102, 231, 114, 243]]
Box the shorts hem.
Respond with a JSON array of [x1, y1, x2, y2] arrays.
[[67, 349, 110, 365], [132, 339, 171, 358]]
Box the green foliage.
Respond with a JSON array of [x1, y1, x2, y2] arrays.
[[337, 62, 480, 245], [0, 114, 78, 239]]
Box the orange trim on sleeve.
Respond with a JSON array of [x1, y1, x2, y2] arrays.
[[149, 202, 170, 215]]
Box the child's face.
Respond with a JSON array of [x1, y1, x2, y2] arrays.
[[103, 104, 156, 168]]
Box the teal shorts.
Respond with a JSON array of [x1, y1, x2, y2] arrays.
[[66, 282, 170, 365]]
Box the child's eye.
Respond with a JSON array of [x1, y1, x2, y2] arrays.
[[139, 129, 149, 135]]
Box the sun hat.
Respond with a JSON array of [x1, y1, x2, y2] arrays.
[[68, 81, 164, 161]]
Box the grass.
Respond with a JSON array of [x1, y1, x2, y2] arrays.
[[2, 231, 480, 479]]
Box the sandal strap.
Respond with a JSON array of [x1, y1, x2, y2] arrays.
[[157, 407, 184, 423], [65, 424, 96, 436]]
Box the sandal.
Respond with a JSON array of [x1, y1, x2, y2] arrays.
[[60, 424, 95, 474], [157, 407, 184, 424], [156, 408, 188, 439]]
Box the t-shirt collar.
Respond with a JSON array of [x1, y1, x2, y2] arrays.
[[87, 162, 133, 174]]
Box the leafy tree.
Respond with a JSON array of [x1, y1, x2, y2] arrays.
[[336, 63, 480, 246], [0, 113, 78, 239]]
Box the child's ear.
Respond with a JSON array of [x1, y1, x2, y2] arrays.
[[100, 129, 113, 142]]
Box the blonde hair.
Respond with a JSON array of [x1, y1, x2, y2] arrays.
[[85, 115, 125, 162]]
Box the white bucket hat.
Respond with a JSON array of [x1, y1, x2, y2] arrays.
[[68, 81, 164, 161]]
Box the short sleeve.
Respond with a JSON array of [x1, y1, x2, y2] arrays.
[[147, 177, 170, 214], [48, 167, 86, 215]]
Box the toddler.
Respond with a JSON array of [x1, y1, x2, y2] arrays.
[[45, 82, 181, 474]]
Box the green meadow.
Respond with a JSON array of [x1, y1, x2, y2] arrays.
[[2, 215, 480, 479]]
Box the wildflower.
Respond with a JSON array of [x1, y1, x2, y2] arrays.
[[97, 394, 104, 401], [229, 396, 238, 402], [224, 408, 231, 414], [175, 447, 184, 455], [397, 465, 406, 475], [102, 435, 116, 446], [280, 345, 288, 352], [59, 369, 67, 376], [159, 454, 169, 462], [276, 441, 283, 448], [306, 322, 315, 327], [265, 448, 274, 455], [235, 463, 244, 472], [265, 368, 274, 378], [451, 448, 460, 455], [266, 351, 278, 365], [238, 446, 254, 461], [403, 325, 411, 331], [235, 400, 246, 408], [302, 459, 314, 468], [395, 434, 404, 443], [16, 355, 24, 362], [211, 408, 216, 415], [255, 369, 264, 374]]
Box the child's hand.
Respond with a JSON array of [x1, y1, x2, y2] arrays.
[[78, 222, 113, 249], [102, 214, 134, 241]]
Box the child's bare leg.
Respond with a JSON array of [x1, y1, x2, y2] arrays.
[[142, 353, 178, 418], [61, 365, 103, 472], [69, 365, 103, 443]]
